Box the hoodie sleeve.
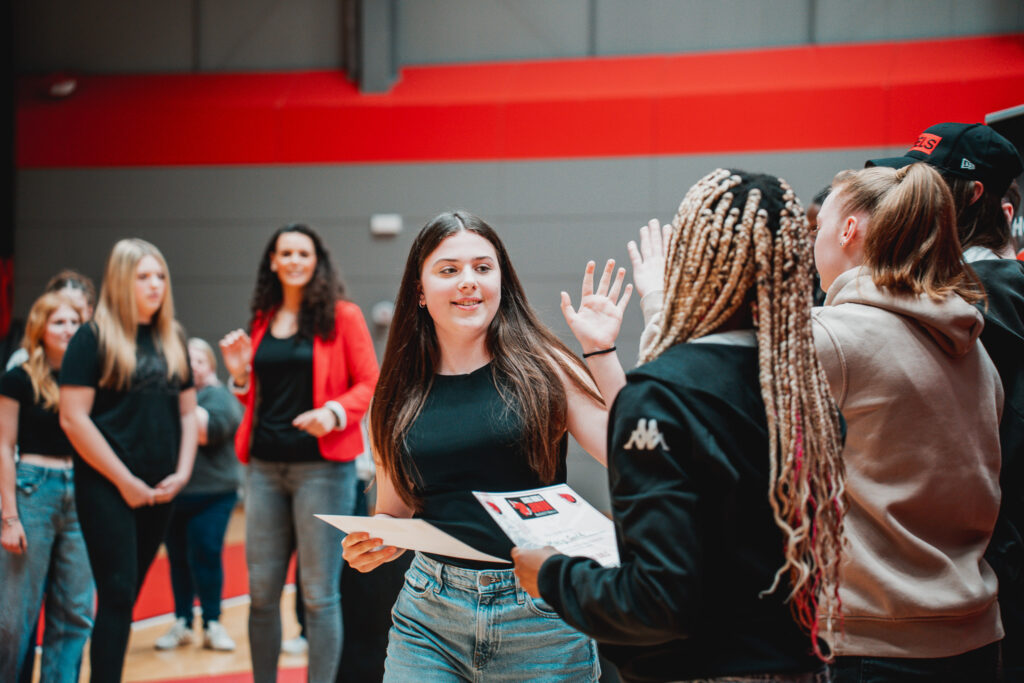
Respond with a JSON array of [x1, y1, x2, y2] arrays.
[[537, 380, 707, 646], [201, 385, 243, 449]]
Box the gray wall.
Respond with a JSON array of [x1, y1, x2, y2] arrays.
[[14, 148, 899, 508], [13, 0, 1018, 507], [15, 0, 1023, 73]]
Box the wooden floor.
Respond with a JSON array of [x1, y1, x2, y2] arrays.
[[32, 506, 309, 683]]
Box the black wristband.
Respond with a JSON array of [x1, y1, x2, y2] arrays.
[[582, 346, 616, 359]]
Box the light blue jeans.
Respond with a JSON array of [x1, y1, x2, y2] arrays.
[[0, 462, 94, 683], [246, 459, 356, 683], [384, 552, 600, 682]]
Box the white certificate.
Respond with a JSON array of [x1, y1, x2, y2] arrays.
[[473, 484, 619, 567], [315, 514, 509, 565]]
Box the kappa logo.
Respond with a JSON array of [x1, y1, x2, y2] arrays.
[[623, 418, 669, 451], [961, 158, 976, 170]]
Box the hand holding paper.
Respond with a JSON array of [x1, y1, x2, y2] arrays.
[[510, 546, 558, 598], [474, 484, 619, 567], [341, 529, 404, 573]]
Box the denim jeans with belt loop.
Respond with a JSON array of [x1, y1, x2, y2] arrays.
[[384, 551, 600, 682], [0, 462, 95, 683]]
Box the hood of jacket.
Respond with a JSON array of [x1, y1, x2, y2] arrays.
[[824, 266, 984, 357]]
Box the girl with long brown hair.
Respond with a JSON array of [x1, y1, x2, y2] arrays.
[[513, 169, 845, 682], [59, 238, 197, 683], [342, 210, 629, 682], [813, 163, 1002, 681], [0, 292, 91, 683]]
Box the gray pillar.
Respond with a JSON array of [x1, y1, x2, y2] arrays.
[[358, 0, 398, 94]]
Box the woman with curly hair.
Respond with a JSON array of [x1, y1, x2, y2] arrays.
[[220, 224, 379, 683], [0, 291, 91, 683], [513, 169, 845, 682]]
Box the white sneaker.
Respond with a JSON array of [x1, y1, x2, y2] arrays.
[[154, 617, 194, 650], [281, 635, 308, 655], [203, 620, 236, 651]]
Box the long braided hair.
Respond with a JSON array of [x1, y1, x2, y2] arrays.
[[642, 169, 845, 658]]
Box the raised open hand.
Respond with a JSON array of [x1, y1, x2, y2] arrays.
[[561, 259, 633, 354], [218, 329, 252, 385], [627, 219, 672, 300]]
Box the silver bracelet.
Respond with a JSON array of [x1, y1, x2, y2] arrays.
[[2, 516, 20, 527]]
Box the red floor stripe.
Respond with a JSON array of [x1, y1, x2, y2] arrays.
[[132, 541, 295, 622], [16, 34, 1024, 168], [142, 666, 306, 683]]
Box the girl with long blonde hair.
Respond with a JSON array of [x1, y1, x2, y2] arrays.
[[513, 169, 845, 682], [0, 291, 92, 683], [59, 238, 197, 683], [814, 163, 1002, 681]]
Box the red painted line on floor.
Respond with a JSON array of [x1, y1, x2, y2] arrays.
[[132, 542, 295, 623], [141, 666, 306, 683]]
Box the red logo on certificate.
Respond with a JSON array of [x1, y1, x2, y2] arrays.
[[506, 494, 557, 520]]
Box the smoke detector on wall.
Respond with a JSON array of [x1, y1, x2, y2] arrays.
[[370, 213, 402, 236]]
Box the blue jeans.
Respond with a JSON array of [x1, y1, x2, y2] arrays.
[[0, 463, 94, 683], [246, 459, 356, 683], [164, 490, 238, 625], [384, 552, 600, 682]]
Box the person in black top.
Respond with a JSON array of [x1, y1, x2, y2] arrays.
[[219, 224, 379, 683], [59, 238, 197, 683], [342, 211, 631, 682], [513, 170, 846, 683], [0, 291, 93, 683], [154, 337, 243, 653]]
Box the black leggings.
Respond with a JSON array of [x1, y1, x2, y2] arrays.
[[75, 468, 173, 683]]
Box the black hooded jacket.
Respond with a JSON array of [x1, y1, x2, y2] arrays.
[[972, 259, 1024, 602], [537, 341, 821, 683]]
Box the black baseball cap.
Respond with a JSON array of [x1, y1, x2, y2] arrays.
[[866, 122, 1023, 197]]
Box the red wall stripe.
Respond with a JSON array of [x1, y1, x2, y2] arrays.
[[16, 34, 1024, 168]]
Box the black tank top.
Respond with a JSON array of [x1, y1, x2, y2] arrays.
[[404, 362, 567, 569], [251, 332, 321, 462]]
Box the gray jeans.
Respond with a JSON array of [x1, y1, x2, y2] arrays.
[[246, 459, 356, 683]]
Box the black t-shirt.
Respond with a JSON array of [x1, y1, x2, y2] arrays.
[[251, 332, 321, 463], [60, 322, 193, 485], [0, 366, 75, 457], [404, 362, 568, 569]]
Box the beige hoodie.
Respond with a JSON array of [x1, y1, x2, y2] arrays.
[[813, 267, 1004, 658]]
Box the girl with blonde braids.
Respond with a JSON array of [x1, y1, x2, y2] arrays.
[[813, 163, 1002, 682], [514, 169, 844, 682]]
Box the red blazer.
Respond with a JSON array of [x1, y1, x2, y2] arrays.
[[234, 300, 380, 464]]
